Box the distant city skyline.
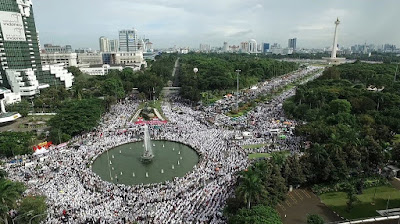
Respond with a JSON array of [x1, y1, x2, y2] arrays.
[[33, 0, 400, 50]]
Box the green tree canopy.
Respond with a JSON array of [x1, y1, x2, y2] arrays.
[[228, 205, 282, 224]]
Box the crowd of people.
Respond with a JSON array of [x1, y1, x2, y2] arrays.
[[3, 66, 323, 223]]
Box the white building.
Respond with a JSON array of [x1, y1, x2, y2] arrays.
[[115, 52, 146, 69], [0, 87, 21, 105], [249, 39, 258, 53], [40, 53, 78, 68], [99, 36, 110, 52], [42, 64, 74, 89], [5, 69, 43, 97], [79, 65, 124, 76]]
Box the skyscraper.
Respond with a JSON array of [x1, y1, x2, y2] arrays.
[[109, 39, 119, 52], [99, 36, 110, 52], [223, 42, 228, 52], [0, 0, 73, 97], [248, 39, 258, 53], [288, 38, 297, 50], [263, 43, 270, 53], [119, 29, 138, 52]]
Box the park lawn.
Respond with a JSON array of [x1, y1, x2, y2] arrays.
[[248, 153, 271, 159], [320, 185, 400, 220], [242, 143, 268, 149], [393, 134, 400, 143]]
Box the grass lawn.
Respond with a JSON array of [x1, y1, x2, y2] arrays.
[[248, 153, 271, 159], [394, 134, 400, 143], [320, 185, 400, 220], [242, 143, 268, 149]]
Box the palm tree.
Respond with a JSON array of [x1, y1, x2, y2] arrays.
[[236, 169, 267, 209], [0, 179, 25, 224]]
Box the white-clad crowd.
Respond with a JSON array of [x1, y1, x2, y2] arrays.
[[3, 66, 323, 223]]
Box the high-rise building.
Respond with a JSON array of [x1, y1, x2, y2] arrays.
[[199, 44, 211, 52], [240, 42, 249, 53], [223, 42, 228, 52], [288, 38, 297, 50], [0, 0, 73, 97], [248, 39, 258, 53], [99, 36, 110, 52], [119, 29, 138, 52], [263, 43, 270, 53], [109, 39, 119, 52]]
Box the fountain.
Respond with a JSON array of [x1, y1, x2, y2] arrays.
[[141, 125, 154, 163], [92, 140, 200, 185]]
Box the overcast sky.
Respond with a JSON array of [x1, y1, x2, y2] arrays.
[[33, 0, 400, 50]]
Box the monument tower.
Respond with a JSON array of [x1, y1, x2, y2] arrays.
[[325, 18, 346, 64], [331, 18, 340, 59]]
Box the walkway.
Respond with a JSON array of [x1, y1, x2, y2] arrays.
[[277, 189, 343, 224]]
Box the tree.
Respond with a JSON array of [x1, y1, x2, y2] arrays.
[[329, 99, 352, 115], [6, 100, 31, 117], [344, 183, 359, 211], [0, 180, 25, 224], [16, 196, 47, 224], [228, 205, 282, 224], [48, 99, 105, 143], [235, 169, 267, 209], [392, 143, 400, 167], [321, 66, 340, 79], [307, 214, 325, 224], [286, 155, 306, 186], [0, 132, 35, 157]]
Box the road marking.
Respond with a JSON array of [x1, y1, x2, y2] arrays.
[[278, 203, 286, 211], [301, 189, 311, 198], [294, 190, 303, 200], [289, 194, 298, 204]]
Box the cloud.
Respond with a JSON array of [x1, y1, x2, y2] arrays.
[[32, 0, 400, 49]]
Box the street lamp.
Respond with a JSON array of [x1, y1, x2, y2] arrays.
[[193, 68, 199, 107], [235, 69, 241, 112]]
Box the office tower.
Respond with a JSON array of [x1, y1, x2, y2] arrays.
[[199, 44, 211, 52], [263, 43, 270, 53], [99, 36, 110, 52], [223, 42, 228, 52], [119, 29, 138, 52], [288, 38, 297, 50], [109, 39, 119, 52], [0, 0, 73, 97]]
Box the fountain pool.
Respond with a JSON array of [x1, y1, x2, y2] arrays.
[[91, 140, 199, 185]]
